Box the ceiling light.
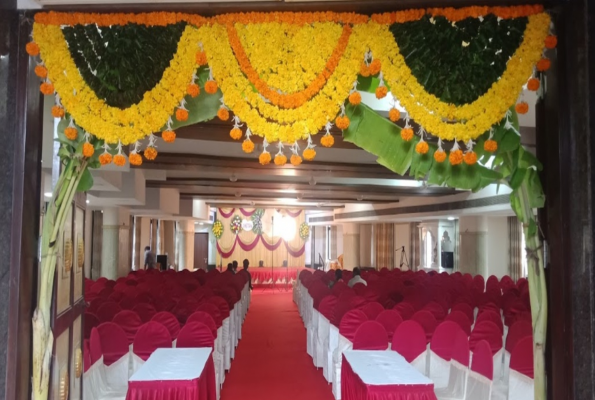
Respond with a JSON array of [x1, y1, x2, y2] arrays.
[[230, 174, 237, 182], [86, 199, 89, 204], [199, 222, 204, 226], [447, 216, 456, 221], [309, 177, 316, 186], [44, 192, 52, 197]]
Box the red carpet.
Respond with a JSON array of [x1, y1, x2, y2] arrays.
[[221, 291, 334, 400]]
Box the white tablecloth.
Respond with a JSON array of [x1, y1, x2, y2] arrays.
[[343, 350, 433, 386], [130, 348, 211, 381]]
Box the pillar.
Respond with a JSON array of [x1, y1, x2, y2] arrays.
[[176, 220, 195, 271], [162, 220, 176, 269], [137, 217, 151, 269], [101, 207, 130, 279], [342, 223, 360, 271], [458, 216, 487, 276], [359, 224, 371, 268]]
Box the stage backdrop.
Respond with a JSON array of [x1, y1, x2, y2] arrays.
[[215, 208, 307, 268]]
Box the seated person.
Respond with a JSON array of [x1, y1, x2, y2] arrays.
[[348, 267, 367, 288], [243, 259, 253, 290], [329, 269, 344, 288], [226, 262, 235, 274]]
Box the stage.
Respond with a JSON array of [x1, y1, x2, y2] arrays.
[[249, 267, 305, 288]]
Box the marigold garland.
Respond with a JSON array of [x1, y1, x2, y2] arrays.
[[515, 102, 529, 114], [321, 135, 335, 147], [259, 152, 272, 165], [303, 148, 316, 161], [401, 127, 414, 142], [99, 153, 113, 165], [449, 149, 463, 165], [65, 127, 78, 141], [35, 65, 48, 78], [368, 59, 382, 75], [464, 151, 478, 165], [484, 139, 498, 152], [274, 154, 287, 166], [230, 128, 242, 140], [335, 115, 350, 130], [290, 154, 303, 166], [375, 86, 388, 99], [82, 142, 94, 158], [195, 51, 208, 66], [415, 141, 429, 154], [536, 58, 551, 72], [40, 82, 54, 95], [26, 42, 40, 56], [187, 83, 200, 97], [242, 139, 255, 153], [217, 108, 230, 121], [388, 108, 400, 122], [144, 147, 158, 160], [527, 78, 540, 91], [129, 153, 142, 166], [52, 105, 65, 118], [348, 92, 361, 105], [205, 80, 218, 94], [176, 108, 189, 121], [113, 154, 127, 166], [434, 149, 447, 163], [162, 130, 176, 143], [544, 35, 557, 49]]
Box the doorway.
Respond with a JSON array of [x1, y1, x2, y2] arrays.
[[194, 232, 209, 270]]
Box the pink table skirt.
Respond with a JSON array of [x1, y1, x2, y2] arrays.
[[251, 267, 303, 286]]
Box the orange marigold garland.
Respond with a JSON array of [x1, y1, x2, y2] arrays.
[[259, 151, 271, 165], [187, 83, 200, 98], [64, 119, 78, 141], [40, 81, 54, 95], [416, 140, 429, 155], [274, 154, 287, 166], [144, 146, 158, 160], [26, 42, 40, 56], [162, 130, 176, 143], [175, 107, 189, 122], [463, 140, 477, 165], [230, 128, 242, 140], [434, 149, 447, 163], [129, 153, 142, 166], [388, 108, 400, 122], [321, 134, 335, 148], [368, 59, 381, 76], [303, 136, 317, 161], [205, 80, 218, 94], [527, 78, 540, 91], [82, 142, 94, 158], [99, 152, 112, 165], [375, 85, 388, 99], [348, 91, 361, 106], [335, 115, 350, 130], [195, 51, 208, 66], [290, 154, 303, 166], [34, 65, 47, 79], [359, 63, 371, 77], [242, 139, 254, 154], [52, 105, 65, 118], [449, 141, 464, 166], [484, 139, 498, 152], [536, 58, 551, 72], [113, 153, 127, 167], [544, 35, 557, 49], [515, 101, 529, 114], [217, 107, 230, 121]]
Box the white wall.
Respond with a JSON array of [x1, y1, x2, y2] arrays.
[[485, 217, 509, 278], [336, 225, 344, 256], [394, 223, 410, 269]]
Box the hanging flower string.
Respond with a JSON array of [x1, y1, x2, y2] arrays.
[[484, 128, 498, 152], [64, 117, 78, 141], [113, 141, 127, 167], [162, 117, 176, 143], [145, 134, 158, 161], [129, 141, 143, 166], [303, 134, 317, 161], [415, 127, 429, 154], [375, 72, 388, 99], [175, 98, 189, 122], [449, 140, 464, 166], [187, 71, 200, 98], [434, 138, 447, 163], [52, 94, 65, 118], [464, 139, 477, 165], [230, 115, 243, 140], [401, 114, 414, 141], [335, 104, 350, 130], [290, 141, 303, 166], [348, 81, 361, 106], [82, 131, 94, 158], [99, 143, 113, 165], [218, 96, 230, 121], [242, 128, 255, 153], [259, 137, 271, 165], [320, 121, 335, 148], [274, 141, 287, 166]]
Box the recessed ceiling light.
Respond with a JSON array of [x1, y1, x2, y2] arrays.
[[44, 192, 52, 197], [199, 222, 204, 225], [447, 216, 456, 220], [230, 174, 237, 182], [86, 199, 89, 204]]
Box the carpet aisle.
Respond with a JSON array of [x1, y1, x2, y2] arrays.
[[221, 291, 334, 400]]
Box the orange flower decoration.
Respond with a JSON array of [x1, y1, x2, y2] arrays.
[[144, 147, 158, 160], [401, 128, 414, 142], [536, 58, 551, 72], [99, 153, 113, 165], [527, 78, 540, 91], [217, 108, 230, 121], [64, 127, 78, 141], [26, 42, 39, 56], [388, 108, 400, 122], [484, 139, 498, 153], [195, 51, 208, 66], [187, 84, 200, 98], [303, 148, 316, 161], [230, 128, 242, 140], [449, 149, 464, 165], [129, 153, 142, 166], [434, 150, 447, 163], [34, 65, 47, 79], [205, 81, 218, 94], [544, 35, 557, 49], [335, 116, 350, 130], [321, 135, 335, 148], [515, 102, 529, 114], [375, 86, 388, 99], [368, 59, 381, 75], [162, 130, 176, 143], [349, 92, 361, 106], [113, 154, 127, 167], [40, 82, 54, 95], [176, 108, 189, 121], [359, 63, 371, 77], [242, 140, 254, 154], [52, 105, 65, 118], [274, 154, 287, 166], [259, 152, 271, 165], [416, 141, 429, 155], [82, 142, 94, 158], [290, 154, 303, 166], [464, 151, 478, 165]]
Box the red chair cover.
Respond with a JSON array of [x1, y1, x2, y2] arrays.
[[89, 328, 102, 364], [96, 302, 122, 323], [505, 320, 533, 353], [353, 321, 388, 350], [451, 302, 474, 323], [135, 292, 154, 305], [187, 311, 218, 338], [391, 320, 426, 363], [473, 275, 485, 292], [411, 310, 438, 343], [361, 302, 384, 320], [510, 336, 534, 379], [444, 311, 472, 336], [486, 275, 500, 292], [133, 303, 157, 323], [331, 301, 353, 327], [207, 296, 230, 319], [375, 310, 403, 342], [476, 310, 504, 334], [84, 312, 100, 339], [133, 322, 172, 361], [197, 303, 223, 328], [471, 340, 493, 380], [451, 329, 470, 366], [331, 280, 348, 296], [339, 310, 368, 342], [152, 311, 181, 340], [96, 322, 129, 366], [119, 296, 137, 310], [112, 310, 143, 344], [424, 301, 446, 321], [393, 302, 415, 320], [469, 321, 503, 355], [107, 291, 124, 302], [352, 283, 367, 295], [177, 321, 215, 348], [319, 295, 338, 320], [430, 321, 462, 361], [349, 295, 367, 310]]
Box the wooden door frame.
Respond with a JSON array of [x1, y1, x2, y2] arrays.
[[194, 232, 209, 270]]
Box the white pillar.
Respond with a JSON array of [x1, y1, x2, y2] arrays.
[[101, 207, 130, 279], [138, 217, 151, 269], [177, 220, 195, 271], [458, 216, 487, 276], [342, 223, 360, 271], [162, 220, 176, 269]]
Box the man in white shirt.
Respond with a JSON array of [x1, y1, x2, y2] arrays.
[[348, 267, 367, 288]]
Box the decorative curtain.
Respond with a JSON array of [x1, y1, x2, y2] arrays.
[[409, 222, 420, 271], [374, 224, 394, 270], [330, 226, 338, 260], [508, 216, 523, 281]]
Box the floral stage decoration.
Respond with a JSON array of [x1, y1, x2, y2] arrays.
[[212, 220, 224, 239], [230, 215, 242, 235], [299, 222, 311, 240]]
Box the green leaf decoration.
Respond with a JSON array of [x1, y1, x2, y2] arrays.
[[76, 168, 93, 192], [62, 23, 186, 108], [390, 15, 527, 105]]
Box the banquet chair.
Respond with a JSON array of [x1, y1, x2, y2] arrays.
[[451, 303, 474, 324], [412, 310, 438, 344], [393, 302, 415, 320], [391, 320, 428, 375], [444, 311, 472, 336], [469, 321, 504, 382], [208, 296, 232, 371], [317, 295, 337, 382], [375, 310, 403, 342], [465, 340, 493, 400], [132, 321, 172, 373], [118, 296, 137, 311], [353, 321, 389, 350], [152, 311, 181, 343], [97, 302, 122, 323], [84, 312, 100, 340], [424, 301, 447, 322], [362, 302, 384, 320], [96, 322, 130, 393], [507, 336, 534, 400], [502, 320, 532, 388], [476, 310, 504, 334], [429, 321, 464, 389], [85, 328, 127, 400], [332, 309, 367, 400], [133, 303, 157, 323], [435, 330, 470, 400], [112, 310, 143, 344], [187, 311, 224, 386]]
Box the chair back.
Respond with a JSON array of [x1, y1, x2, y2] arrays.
[[187, 311, 218, 338], [353, 321, 388, 350], [207, 296, 230, 319], [477, 310, 504, 334], [318, 295, 337, 320], [177, 321, 215, 348], [89, 327, 103, 364], [451, 329, 470, 366], [393, 302, 415, 320], [112, 310, 143, 344], [375, 310, 403, 341], [118, 296, 137, 310], [424, 301, 446, 321], [469, 321, 503, 355], [96, 322, 129, 365], [197, 302, 223, 328], [133, 303, 157, 322], [96, 302, 122, 323], [391, 320, 426, 363], [331, 301, 352, 327], [152, 311, 181, 340], [430, 321, 462, 361], [451, 302, 474, 323], [411, 310, 438, 343], [362, 302, 384, 320], [339, 309, 368, 342], [444, 310, 472, 336], [84, 312, 100, 339], [505, 320, 533, 353], [471, 340, 493, 380], [510, 336, 534, 378], [133, 321, 172, 361]]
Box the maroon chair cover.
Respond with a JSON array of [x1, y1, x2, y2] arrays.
[[133, 322, 172, 361], [177, 321, 215, 348], [89, 328, 102, 365], [451, 302, 474, 323], [375, 310, 403, 342], [349, 295, 367, 310], [505, 320, 533, 353], [119, 296, 137, 310], [472, 275, 485, 292], [430, 321, 463, 361], [352, 282, 367, 295], [471, 340, 493, 380], [444, 311, 472, 336], [361, 302, 384, 320], [411, 310, 438, 343], [476, 310, 504, 334], [486, 275, 500, 292], [391, 320, 426, 363], [133, 303, 157, 323], [423, 301, 446, 321], [509, 336, 534, 379], [331, 301, 353, 327], [451, 329, 470, 366], [469, 321, 503, 355], [339, 310, 368, 342], [393, 302, 415, 320], [319, 295, 338, 320], [187, 311, 218, 338], [96, 322, 129, 366], [96, 302, 122, 323], [83, 340, 92, 373], [331, 280, 348, 296], [84, 312, 100, 340], [107, 291, 125, 303], [112, 310, 143, 344], [135, 292, 154, 305], [152, 311, 181, 340], [353, 321, 389, 350], [197, 303, 223, 328], [207, 296, 230, 319]]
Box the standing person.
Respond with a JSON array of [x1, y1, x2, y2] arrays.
[[144, 246, 156, 269], [329, 269, 344, 288], [348, 267, 367, 288], [243, 259, 253, 290]]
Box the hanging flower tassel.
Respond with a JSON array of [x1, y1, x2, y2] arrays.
[[230, 116, 243, 140], [389, 99, 400, 123], [187, 72, 200, 98], [335, 104, 350, 130], [303, 134, 317, 161], [242, 128, 255, 154], [162, 118, 176, 143], [113, 141, 127, 167], [434, 139, 447, 163], [64, 117, 78, 141], [26, 41, 40, 56], [40, 78, 54, 95], [99, 143, 113, 166], [82, 132, 94, 158], [290, 141, 303, 166], [375, 72, 388, 99], [144, 134, 158, 161], [205, 68, 218, 94], [401, 115, 414, 141], [259, 138, 271, 165], [175, 99, 189, 121], [52, 94, 65, 118], [348, 81, 361, 106], [527, 77, 540, 91], [464, 139, 477, 165], [218, 97, 230, 121], [484, 128, 498, 153], [360, 50, 371, 77], [415, 127, 429, 154], [129, 142, 143, 166], [320, 121, 335, 148], [34, 62, 47, 79], [449, 140, 464, 166], [195, 42, 208, 66], [274, 141, 287, 166]]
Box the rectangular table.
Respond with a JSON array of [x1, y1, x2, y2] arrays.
[[342, 350, 437, 400], [126, 348, 216, 400]]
